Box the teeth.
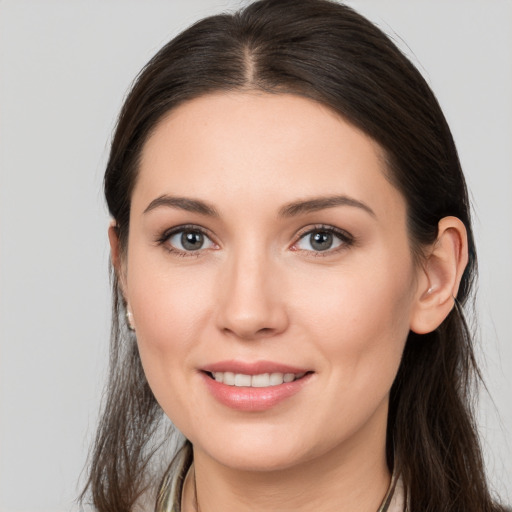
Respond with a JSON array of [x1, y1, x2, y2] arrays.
[[223, 372, 235, 385], [270, 372, 285, 385], [251, 373, 270, 387], [211, 371, 306, 387], [235, 373, 252, 387]]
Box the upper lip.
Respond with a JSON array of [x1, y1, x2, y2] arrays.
[[201, 360, 311, 375]]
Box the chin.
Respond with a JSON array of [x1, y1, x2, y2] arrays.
[[190, 424, 330, 473], [208, 445, 308, 473]]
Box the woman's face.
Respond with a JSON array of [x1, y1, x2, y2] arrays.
[[121, 92, 424, 471]]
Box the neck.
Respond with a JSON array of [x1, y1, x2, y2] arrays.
[[183, 403, 391, 512]]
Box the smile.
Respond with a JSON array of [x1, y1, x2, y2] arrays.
[[210, 371, 307, 387], [200, 363, 314, 411]]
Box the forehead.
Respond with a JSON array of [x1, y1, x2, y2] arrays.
[[134, 92, 405, 220]]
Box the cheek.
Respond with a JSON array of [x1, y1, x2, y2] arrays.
[[296, 252, 415, 383], [125, 253, 217, 401], [128, 251, 214, 338]]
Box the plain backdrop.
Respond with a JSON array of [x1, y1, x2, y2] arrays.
[[0, 1, 511, 510]]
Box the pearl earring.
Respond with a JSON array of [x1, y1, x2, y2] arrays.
[[126, 309, 135, 331]]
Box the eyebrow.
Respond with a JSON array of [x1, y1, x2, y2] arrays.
[[278, 195, 376, 218], [143, 195, 219, 217], [143, 194, 375, 219]]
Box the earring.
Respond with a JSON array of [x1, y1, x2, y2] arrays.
[[126, 308, 135, 331]]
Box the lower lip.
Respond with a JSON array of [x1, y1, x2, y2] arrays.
[[201, 372, 312, 412]]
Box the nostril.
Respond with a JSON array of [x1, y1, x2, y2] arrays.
[[221, 325, 278, 340], [256, 327, 275, 336]]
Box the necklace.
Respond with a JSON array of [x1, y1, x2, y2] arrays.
[[377, 470, 401, 512], [180, 463, 401, 512]]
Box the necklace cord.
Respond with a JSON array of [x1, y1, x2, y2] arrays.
[[181, 463, 400, 512]]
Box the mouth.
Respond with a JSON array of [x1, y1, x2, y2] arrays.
[[204, 371, 310, 387], [199, 362, 314, 411]]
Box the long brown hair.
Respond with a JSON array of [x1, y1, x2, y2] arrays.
[[81, 1, 507, 510]]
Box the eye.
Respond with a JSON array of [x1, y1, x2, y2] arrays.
[[294, 226, 353, 253], [160, 226, 217, 254]]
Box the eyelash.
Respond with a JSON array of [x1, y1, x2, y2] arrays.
[[156, 224, 218, 257], [292, 224, 355, 257], [156, 224, 355, 257]]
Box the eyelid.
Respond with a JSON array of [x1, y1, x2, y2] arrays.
[[291, 224, 355, 254], [156, 223, 354, 256], [156, 224, 218, 255]]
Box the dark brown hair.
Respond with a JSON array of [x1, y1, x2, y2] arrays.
[[81, 1, 506, 510]]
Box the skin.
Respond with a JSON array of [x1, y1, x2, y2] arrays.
[[110, 92, 468, 512]]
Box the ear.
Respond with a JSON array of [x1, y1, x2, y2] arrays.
[[108, 220, 128, 296], [108, 221, 136, 330], [410, 216, 469, 334]]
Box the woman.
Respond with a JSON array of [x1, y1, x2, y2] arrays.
[[80, 1, 508, 511]]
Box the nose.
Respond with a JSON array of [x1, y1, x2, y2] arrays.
[[215, 249, 289, 341]]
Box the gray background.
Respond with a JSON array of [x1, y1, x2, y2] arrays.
[[0, 1, 510, 510]]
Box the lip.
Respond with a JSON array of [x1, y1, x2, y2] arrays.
[[199, 360, 313, 412], [201, 360, 310, 375]]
